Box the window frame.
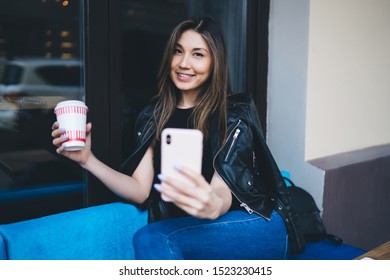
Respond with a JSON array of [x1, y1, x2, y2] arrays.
[[83, 0, 122, 205]]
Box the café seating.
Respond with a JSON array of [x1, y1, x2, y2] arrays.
[[0, 201, 366, 260]]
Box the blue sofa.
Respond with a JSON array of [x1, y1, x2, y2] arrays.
[[0, 201, 365, 260]]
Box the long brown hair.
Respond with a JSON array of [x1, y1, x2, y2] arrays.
[[153, 17, 231, 145]]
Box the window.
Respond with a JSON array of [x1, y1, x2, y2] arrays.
[[86, 0, 269, 204], [0, 0, 269, 210], [120, 0, 248, 158], [0, 0, 85, 224]]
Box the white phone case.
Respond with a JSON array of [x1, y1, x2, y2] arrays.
[[161, 128, 203, 186]]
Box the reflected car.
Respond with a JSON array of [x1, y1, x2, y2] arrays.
[[0, 58, 83, 108], [0, 58, 83, 128]]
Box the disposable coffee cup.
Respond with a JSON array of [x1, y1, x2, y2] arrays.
[[54, 100, 88, 151]]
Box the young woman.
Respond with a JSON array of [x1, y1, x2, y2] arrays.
[[52, 17, 304, 259]]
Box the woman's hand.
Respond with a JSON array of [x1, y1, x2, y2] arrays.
[[51, 121, 93, 166], [155, 166, 232, 219]]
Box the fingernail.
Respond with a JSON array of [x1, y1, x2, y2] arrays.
[[157, 174, 166, 181], [174, 164, 182, 170], [56, 145, 64, 154], [60, 135, 68, 140], [153, 184, 161, 191], [59, 128, 66, 133]]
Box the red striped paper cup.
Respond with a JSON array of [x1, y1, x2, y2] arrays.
[[54, 100, 88, 151]]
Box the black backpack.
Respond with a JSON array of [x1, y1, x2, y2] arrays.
[[284, 177, 343, 245]]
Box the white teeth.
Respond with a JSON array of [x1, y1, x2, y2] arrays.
[[178, 73, 192, 77]]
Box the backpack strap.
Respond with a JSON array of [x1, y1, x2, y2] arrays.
[[324, 233, 343, 245]]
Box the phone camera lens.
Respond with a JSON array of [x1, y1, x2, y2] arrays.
[[166, 134, 171, 144]]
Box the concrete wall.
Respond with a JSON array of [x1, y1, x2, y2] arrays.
[[268, 0, 325, 209]]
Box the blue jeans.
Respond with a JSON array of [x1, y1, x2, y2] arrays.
[[133, 210, 289, 260]]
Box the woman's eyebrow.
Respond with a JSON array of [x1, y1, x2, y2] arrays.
[[176, 43, 209, 53], [193, 47, 209, 53]]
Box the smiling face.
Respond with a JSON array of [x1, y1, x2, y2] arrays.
[[170, 29, 213, 101]]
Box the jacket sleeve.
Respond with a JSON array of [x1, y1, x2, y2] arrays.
[[118, 104, 155, 176]]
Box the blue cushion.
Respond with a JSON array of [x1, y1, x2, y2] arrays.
[[0, 202, 147, 260], [289, 239, 366, 260], [0, 200, 366, 260], [0, 234, 6, 259]]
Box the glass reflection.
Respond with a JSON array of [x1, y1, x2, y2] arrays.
[[0, 0, 85, 223]]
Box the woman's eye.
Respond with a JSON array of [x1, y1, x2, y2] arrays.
[[194, 52, 204, 57], [174, 48, 182, 54]]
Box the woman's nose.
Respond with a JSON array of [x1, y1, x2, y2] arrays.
[[179, 55, 190, 68]]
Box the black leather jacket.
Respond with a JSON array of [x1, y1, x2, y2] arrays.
[[120, 92, 305, 254]]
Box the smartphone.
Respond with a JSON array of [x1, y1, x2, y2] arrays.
[[161, 128, 203, 186]]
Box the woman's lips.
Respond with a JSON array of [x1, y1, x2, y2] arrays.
[[177, 72, 195, 81]]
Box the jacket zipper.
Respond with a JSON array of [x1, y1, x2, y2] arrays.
[[240, 202, 253, 214], [213, 119, 270, 221], [224, 121, 241, 162], [232, 191, 270, 221]]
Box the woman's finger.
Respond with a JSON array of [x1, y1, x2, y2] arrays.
[[52, 134, 68, 146], [175, 165, 207, 187], [159, 182, 203, 210], [56, 143, 66, 154], [51, 121, 59, 130], [158, 171, 210, 205], [51, 127, 66, 138], [85, 122, 92, 134]]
